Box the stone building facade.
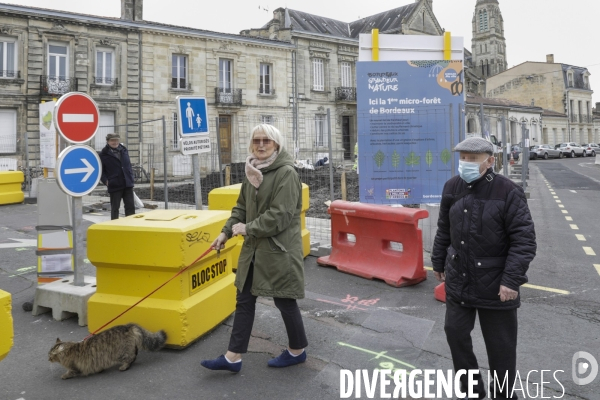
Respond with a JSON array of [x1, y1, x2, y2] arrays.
[[0, 0, 295, 174], [470, 0, 507, 79], [241, 0, 444, 161], [485, 56, 596, 145]]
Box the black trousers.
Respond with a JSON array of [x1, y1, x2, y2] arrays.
[[109, 187, 135, 220], [445, 297, 518, 399], [228, 262, 308, 354]]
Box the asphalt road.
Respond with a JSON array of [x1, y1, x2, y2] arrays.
[[1, 159, 599, 400]]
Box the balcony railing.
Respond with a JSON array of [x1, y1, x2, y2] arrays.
[[215, 88, 242, 105], [0, 70, 20, 79], [41, 76, 78, 96], [94, 77, 118, 86], [570, 113, 578, 123], [335, 87, 357, 102]]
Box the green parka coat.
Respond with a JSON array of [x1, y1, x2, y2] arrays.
[[222, 150, 304, 299]]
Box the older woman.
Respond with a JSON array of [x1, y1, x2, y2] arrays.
[[201, 124, 308, 373]]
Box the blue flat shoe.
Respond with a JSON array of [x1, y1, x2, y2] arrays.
[[268, 349, 306, 368], [200, 355, 242, 373]]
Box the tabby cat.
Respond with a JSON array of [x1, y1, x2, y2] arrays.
[[48, 323, 167, 379]]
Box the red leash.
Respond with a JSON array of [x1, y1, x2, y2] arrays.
[[83, 246, 215, 341]]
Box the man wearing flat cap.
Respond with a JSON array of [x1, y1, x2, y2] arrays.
[[432, 137, 536, 399], [100, 133, 135, 220]]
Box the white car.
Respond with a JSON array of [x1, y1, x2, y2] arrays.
[[581, 143, 599, 157], [558, 142, 586, 158]]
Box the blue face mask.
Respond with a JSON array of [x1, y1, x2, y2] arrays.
[[458, 160, 483, 183]]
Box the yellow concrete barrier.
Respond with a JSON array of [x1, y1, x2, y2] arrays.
[[208, 183, 311, 258], [0, 171, 24, 205], [87, 210, 236, 348], [0, 290, 14, 362]]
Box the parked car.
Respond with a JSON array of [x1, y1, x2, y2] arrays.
[[581, 143, 599, 157], [531, 144, 562, 159], [558, 142, 586, 158], [507, 145, 537, 161]]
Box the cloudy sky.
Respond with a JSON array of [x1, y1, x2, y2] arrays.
[[5, 0, 599, 104]]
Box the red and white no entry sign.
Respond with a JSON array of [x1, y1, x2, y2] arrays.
[[53, 92, 100, 144]]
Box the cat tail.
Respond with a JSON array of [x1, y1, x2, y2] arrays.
[[133, 325, 167, 351]]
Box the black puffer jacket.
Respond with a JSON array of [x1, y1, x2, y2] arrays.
[[99, 144, 134, 193], [431, 169, 536, 309]]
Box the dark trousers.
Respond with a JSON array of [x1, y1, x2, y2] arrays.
[[228, 263, 308, 354], [445, 297, 518, 399], [109, 187, 135, 220]]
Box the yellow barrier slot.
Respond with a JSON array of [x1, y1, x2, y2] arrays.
[[0, 171, 24, 205], [87, 210, 237, 348], [0, 290, 13, 362], [208, 183, 311, 258]]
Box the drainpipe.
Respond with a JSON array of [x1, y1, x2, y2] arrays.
[[566, 89, 570, 142], [293, 38, 298, 156]]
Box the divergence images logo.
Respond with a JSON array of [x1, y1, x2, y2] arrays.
[[572, 351, 598, 385]]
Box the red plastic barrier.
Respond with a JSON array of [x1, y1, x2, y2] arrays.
[[434, 282, 446, 303], [317, 201, 429, 287]]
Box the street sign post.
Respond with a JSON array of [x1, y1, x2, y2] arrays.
[[175, 96, 211, 210], [54, 92, 100, 144]]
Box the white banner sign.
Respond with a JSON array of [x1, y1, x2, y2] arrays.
[[39, 101, 57, 169], [180, 136, 211, 155]]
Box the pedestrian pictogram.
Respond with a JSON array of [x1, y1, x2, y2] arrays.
[[54, 92, 100, 144], [176, 96, 209, 136]]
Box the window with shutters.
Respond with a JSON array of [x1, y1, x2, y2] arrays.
[[172, 54, 187, 89], [0, 39, 17, 78], [94, 112, 116, 150], [96, 49, 114, 85], [313, 58, 324, 91], [315, 114, 327, 147], [340, 62, 352, 87], [219, 59, 233, 92], [0, 109, 17, 154], [259, 63, 272, 94]]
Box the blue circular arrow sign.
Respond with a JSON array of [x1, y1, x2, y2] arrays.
[[56, 145, 102, 197]]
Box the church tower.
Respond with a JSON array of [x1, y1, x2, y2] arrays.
[[471, 0, 507, 78]]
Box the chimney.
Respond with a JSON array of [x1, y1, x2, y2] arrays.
[[121, 0, 143, 21], [546, 54, 554, 64]]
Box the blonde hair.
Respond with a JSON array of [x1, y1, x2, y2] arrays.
[[248, 124, 285, 154]]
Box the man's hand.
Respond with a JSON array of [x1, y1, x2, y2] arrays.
[[232, 223, 246, 237], [499, 285, 518, 302], [434, 271, 445, 282], [211, 232, 228, 251]]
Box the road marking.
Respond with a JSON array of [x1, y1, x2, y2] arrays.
[[570, 224, 579, 230], [583, 247, 596, 256], [562, 210, 568, 214], [556, 200, 562, 204], [63, 113, 95, 123], [565, 216, 573, 221], [576, 234, 586, 241], [0, 238, 37, 249], [595, 265, 600, 276], [559, 205, 565, 208], [570, 190, 577, 193], [553, 196, 559, 199], [424, 267, 569, 294], [522, 284, 570, 295], [550, 191, 556, 194]]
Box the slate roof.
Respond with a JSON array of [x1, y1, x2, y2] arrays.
[[561, 64, 591, 91], [277, 3, 420, 39]]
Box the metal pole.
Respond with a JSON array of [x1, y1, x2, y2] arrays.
[[24, 131, 30, 196], [521, 122, 527, 191], [450, 104, 455, 177], [479, 103, 485, 138], [502, 116, 508, 177], [193, 153, 202, 209], [327, 109, 334, 203], [215, 117, 223, 187], [162, 116, 168, 209], [72, 196, 84, 286]]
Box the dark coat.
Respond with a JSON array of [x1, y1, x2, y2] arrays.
[[431, 169, 536, 309], [223, 150, 304, 299], [99, 144, 134, 193]]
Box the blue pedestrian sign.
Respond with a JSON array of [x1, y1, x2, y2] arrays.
[[176, 96, 209, 136], [56, 145, 102, 197]]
